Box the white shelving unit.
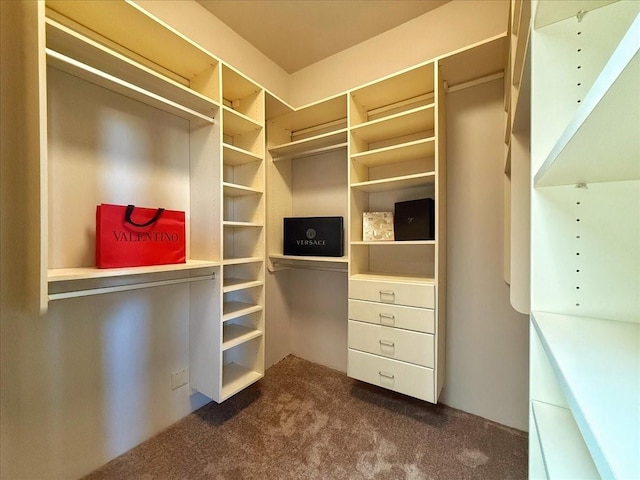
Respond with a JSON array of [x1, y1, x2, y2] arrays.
[[216, 64, 266, 402], [346, 62, 446, 403], [530, 2, 640, 478]]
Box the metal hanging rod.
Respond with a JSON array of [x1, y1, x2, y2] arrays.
[[444, 71, 505, 93], [48, 273, 215, 301]]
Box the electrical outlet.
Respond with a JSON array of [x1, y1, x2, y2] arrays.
[[171, 368, 189, 390]]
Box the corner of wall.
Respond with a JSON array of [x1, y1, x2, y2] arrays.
[[288, 0, 509, 106]]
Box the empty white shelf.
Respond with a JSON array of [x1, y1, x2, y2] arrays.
[[534, 14, 640, 187], [269, 129, 347, 160], [532, 401, 599, 479], [222, 301, 263, 322], [222, 278, 263, 293], [351, 172, 435, 193], [222, 324, 263, 351], [221, 362, 263, 401], [532, 311, 640, 479]]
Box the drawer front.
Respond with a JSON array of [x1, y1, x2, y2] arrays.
[[348, 299, 435, 333], [348, 349, 435, 402], [349, 279, 434, 308], [348, 320, 434, 367]]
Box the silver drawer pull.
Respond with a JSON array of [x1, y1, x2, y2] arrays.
[[379, 290, 395, 300], [379, 313, 395, 325], [379, 340, 395, 347], [378, 371, 395, 379]]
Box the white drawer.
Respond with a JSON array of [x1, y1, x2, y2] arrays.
[[348, 349, 435, 403], [348, 299, 435, 333], [348, 320, 434, 367], [349, 278, 434, 308]]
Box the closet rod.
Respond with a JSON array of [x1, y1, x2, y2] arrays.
[[48, 274, 214, 301], [270, 261, 348, 274], [444, 71, 504, 93]]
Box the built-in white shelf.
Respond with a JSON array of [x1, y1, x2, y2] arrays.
[[222, 182, 263, 197], [350, 137, 435, 168], [269, 129, 347, 160], [223, 256, 263, 266], [534, 14, 640, 187], [351, 172, 435, 193], [222, 301, 263, 322], [45, 18, 218, 119], [46, 50, 214, 124], [222, 221, 263, 228], [531, 401, 599, 479], [222, 324, 263, 351], [223, 106, 262, 135], [48, 259, 219, 282], [350, 105, 435, 145], [221, 362, 263, 401], [223, 144, 263, 166], [532, 311, 640, 479], [222, 278, 263, 293]]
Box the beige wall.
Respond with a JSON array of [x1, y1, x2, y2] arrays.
[[441, 78, 529, 430], [289, 0, 509, 106]]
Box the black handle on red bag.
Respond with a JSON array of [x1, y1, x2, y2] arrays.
[[125, 204, 165, 227]]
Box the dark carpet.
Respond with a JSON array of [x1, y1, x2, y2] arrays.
[[84, 355, 527, 479]]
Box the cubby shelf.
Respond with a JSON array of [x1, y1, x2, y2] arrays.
[[223, 256, 263, 266], [221, 362, 263, 401], [222, 278, 263, 293], [222, 301, 263, 322], [223, 144, 263, 166], [222, 182, 263, 197], [350, 137, 435, 168], [532, 311, 640, 479], [534, 14, 640, 187], [269, 129, 348, 160], [223, 106, 262, 135], [351, 172, 435, 193], [223, 221, 263, 228], [350, 64, 435, 119], [222, 324, 263, 351], [350, 105, 435, 145]]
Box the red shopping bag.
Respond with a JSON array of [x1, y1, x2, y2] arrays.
[[96, 204, 186, 268]]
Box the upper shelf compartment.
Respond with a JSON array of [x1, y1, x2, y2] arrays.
[[46, 1, 220, 105], [267, 94, 348, 161], [350, 63, 434, 128], [534, 13, 640, 187], [222, 65, 264, 125]]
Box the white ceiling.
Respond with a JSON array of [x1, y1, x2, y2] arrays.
[[196, 0, 451, 73]]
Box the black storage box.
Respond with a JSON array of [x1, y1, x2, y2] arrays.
[[393, 198, 435, 241], [283, 217, 344, 257]]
